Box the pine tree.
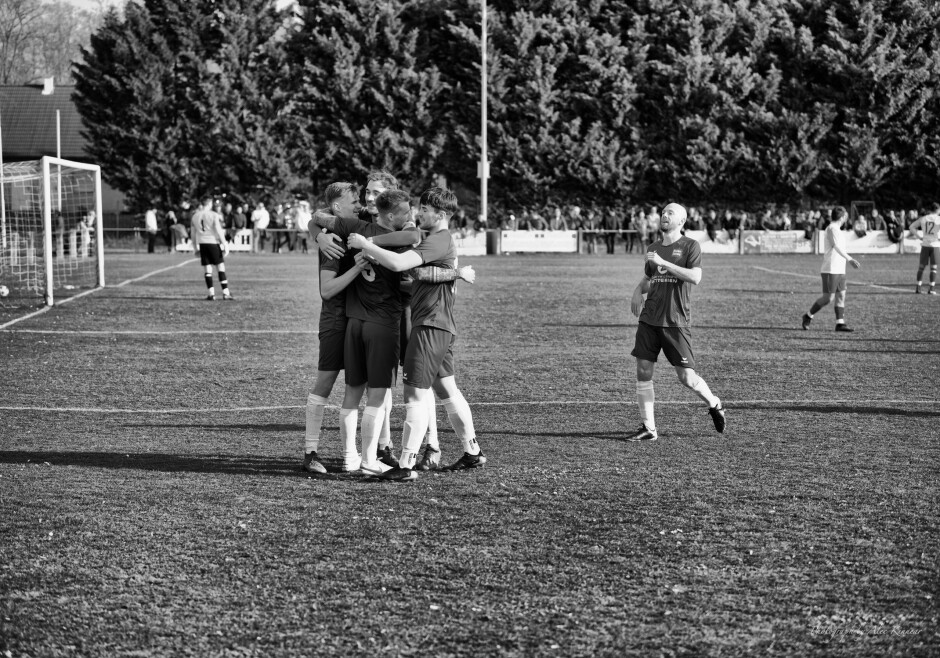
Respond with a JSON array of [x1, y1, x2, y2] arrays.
[[73, 0, 290, 209], [285, 0, 453, 195]]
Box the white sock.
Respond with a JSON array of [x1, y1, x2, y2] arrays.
[[304, 394, 328, 454], [360, 406, 384, 466], [339, 407, 358, 460], [425, 393, 439, 450], [378, 389, 393, 450], [399, 400, 428, 469], [689, 375, 720, 408], [636, 380, 655, 431], [443, 391, 479, 455]]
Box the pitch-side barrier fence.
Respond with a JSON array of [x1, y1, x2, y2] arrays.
[[102, 227, 921, 257]]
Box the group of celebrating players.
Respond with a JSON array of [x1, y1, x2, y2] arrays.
[[300, 171, 482, 482]]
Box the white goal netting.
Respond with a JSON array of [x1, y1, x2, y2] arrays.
[[0, 157, 104, 306]]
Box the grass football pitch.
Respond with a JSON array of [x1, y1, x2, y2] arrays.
[[1, 250, 937, 657]]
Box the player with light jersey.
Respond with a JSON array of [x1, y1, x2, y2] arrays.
[[625, 202, 725, 442], [190, 195, 234, 301], [908, 203, 940, 295], [801, 206, 861, 332], [348, 186, 480, 481]]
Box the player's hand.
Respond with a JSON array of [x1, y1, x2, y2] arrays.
[[317, 232, 345, 259], [458, 265, 476, 284], [850, 258, 861, 269], [646, 251, 664, 267], [353, 251, 373, 271], [347, 233, 369, 250]]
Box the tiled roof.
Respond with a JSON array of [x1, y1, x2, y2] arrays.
[[0, 85, 88, 163]]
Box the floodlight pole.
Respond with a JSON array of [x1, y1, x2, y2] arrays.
[[0, 104, 6, 249], [479, 0, 488, 226]]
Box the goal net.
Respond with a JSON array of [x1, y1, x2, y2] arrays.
[[0, 156, 104, 306]]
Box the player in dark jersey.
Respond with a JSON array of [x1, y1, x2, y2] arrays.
[[625, 202, 725, 442], [313, 170, 420, 466], [302, 182, 419, 474], [312, 189, 421, 474], [348, 187, 480, 481]]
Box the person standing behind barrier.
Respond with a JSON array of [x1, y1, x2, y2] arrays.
[[908, 203, 940, 295], [251, 201, 270, 253], [144, 204, 159, 253], [601, 208, 619, 254], [191, 195, 234, 301], [801, 206, 860, 332]]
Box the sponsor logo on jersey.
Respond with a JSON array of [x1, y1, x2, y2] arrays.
[[672, 249, 682, 259]]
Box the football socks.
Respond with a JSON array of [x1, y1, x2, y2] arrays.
[[360, 405, 384, 466], [442, 391, 479, 455], [636, 380, 656, 432], [689, 376, 720, 409], [400, 400, 429, 468], [339, 407, 358, 464], [304, 393, 328, 453]]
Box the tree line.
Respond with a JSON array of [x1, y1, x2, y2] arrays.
[[68, 0, 940, 214]]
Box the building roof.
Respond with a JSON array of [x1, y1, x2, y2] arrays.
[[0, 84, 88, 163]]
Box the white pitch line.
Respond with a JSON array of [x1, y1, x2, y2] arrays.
[[0, 259, 198, 330], [752, 266, 898, 291], [2, 329, 315, 335], [0, 399, 935, 414]]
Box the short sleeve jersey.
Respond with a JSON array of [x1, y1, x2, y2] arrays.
[[639, 236, 702, 328], [332, 217, 404, 329], [916, 214, 940, 247], [192, 209, 224, 245], [318, 249, 353, 333], [821, 222, 847, 274], [409, 229, 458, 335]]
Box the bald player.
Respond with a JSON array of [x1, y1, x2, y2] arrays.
[[624, 202, 726, 442]]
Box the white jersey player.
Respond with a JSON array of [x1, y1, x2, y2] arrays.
[[908, 204, 940, 295]]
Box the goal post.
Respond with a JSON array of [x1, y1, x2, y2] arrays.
[[0, 156, 104, 307]]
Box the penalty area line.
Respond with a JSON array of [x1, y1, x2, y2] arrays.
[[0, 259, 198, 330], [0, 399, 935, 414]]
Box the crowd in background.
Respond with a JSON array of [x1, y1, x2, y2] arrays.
[[141, 196, 925, 255]]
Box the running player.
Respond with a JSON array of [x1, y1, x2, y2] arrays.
[[908, 203, 940, 295], [348, 186, 480, 481], [801, 206, 861, 331], [624, 202, 725, 442], [190, 195, 234, 301]]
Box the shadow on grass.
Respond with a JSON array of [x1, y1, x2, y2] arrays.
[[0, 450, 364, 479], [734, 403, 940, 418], [120, 422, 305, 432]]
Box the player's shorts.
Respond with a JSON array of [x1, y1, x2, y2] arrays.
[[402, 326, 456, 389], [820, 273, 846, 294], [631, 321, 695, 369], [344, 317, 399, 388], [199, 243, 224, 266], [317, 326, 346, 372], [918, 246, 940, 267]]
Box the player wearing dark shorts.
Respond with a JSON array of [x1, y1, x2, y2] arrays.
[[349, 186, 481, 481], [312, 188, 419, 475], [190, 195, 233, 301], [626, 203, 725, 442]]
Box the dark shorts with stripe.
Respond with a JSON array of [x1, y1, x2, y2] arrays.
[[199, 243, 224, 266], [820, 273, 846, 294], [318, 325, 346, 372], [919, 246, 940, 267], [402, 326, 456, 389], [344, 317, 399, 388], [631, 321, 696, 369]]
